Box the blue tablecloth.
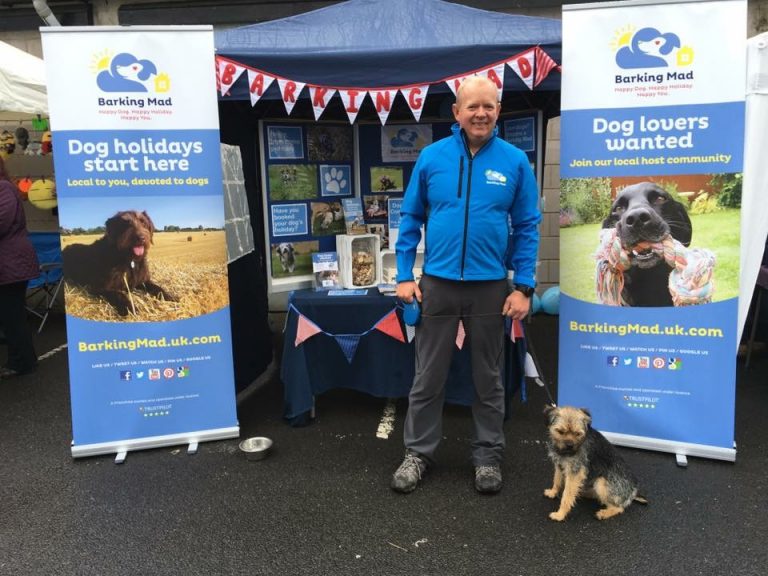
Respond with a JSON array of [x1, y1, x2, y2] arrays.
[[280, 289, 526, 426]]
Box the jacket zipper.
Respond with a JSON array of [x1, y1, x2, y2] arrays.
[[459, 134, 493, 280], [457, 156, 464, 198]]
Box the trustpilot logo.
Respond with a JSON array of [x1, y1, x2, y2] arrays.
[[91, 50, 170, 93], [610, 26, 694, 69]]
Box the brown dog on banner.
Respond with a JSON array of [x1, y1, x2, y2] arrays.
[[62, 210, 176, 316]]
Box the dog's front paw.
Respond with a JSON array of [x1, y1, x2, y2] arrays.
[[549, 511, 567, 522], [543, 488, 559, 499]]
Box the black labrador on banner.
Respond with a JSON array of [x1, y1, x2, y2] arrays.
[[601, 182, 692, 306]]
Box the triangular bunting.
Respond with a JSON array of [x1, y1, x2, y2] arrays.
[[479, 63, 506, 100], [369, 89, 398, 125], [446, 75, 472, 97], [374, 310, 405, 343], [334, 334, 362, 363], [401, 85, 428, 122], [308, 86, 337, 121], [277, 78, 306, 115], [534, 46, 559, 88], [510, 318, 525, 343], [524, 352, 540, 379], [405, 324, 416, 343], [246, 69, 276, 107], [455, 320, 466, 350], [339, 89, 367, 124], [295, 314, 323, 347], [507, 49, 535, 91], [218, 59, 245, 96]]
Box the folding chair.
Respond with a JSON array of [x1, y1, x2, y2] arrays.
[[26, 232, 64, 334]]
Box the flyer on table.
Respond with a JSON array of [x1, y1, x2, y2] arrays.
[[558, 0, 745, 458], [41, 27, 238, 456]]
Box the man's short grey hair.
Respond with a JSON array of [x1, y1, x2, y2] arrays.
[[455, 76, 500, 106]]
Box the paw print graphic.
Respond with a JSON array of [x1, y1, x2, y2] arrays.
[[324, 167, 348, 195]]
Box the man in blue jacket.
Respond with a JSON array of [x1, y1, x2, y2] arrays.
[[392, 76, 541, 494]]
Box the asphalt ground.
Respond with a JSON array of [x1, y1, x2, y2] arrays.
[[1, 312, 767, 576]]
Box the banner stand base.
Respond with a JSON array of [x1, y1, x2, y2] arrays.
[[603, 431, 736, 463], [71, 426, 240, 460]]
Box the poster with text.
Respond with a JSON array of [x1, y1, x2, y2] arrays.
[[42, 26, 239, 457], [559, 0, 745, 460]]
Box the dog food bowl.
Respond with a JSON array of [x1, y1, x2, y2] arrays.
[[239, 437, 273, 461]]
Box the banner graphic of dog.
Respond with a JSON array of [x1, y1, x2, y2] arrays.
[[558, 0, 746, 461], [42, 27, 239, 458]]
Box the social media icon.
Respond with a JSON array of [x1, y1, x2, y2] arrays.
[[607, 356, 619, 367], [652, 357, 666, 369], [623, 358, 633, 366], [149, 369, 161, 380], [637, 356, 650, 368], [119, 370, 132, 381]]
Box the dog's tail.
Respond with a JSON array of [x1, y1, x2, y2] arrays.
[[633, 494, 649, 505]]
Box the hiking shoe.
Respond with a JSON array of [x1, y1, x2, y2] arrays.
[[391, 451, 427, 493], [475, 465, 503, 494]]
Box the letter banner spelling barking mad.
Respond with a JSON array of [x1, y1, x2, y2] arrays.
[[41, 27, 239, 458], [558, 0, 746, 461]]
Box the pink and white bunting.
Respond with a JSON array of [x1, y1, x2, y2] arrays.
[[400, 85, 429, 122], [506, 48, 536, 91], [446, 75, 472, 97], [534, 46, 559, 88], [277, 78, 306, 115], [295, 314, 323, 347], [455, 320, 466, 350], [308, 85, 337, 120], [338, 88, 368, 124], [246, 69, 275, 107], [368, 88, 398, 125], [218, 59, 245, 96], [480, 63, 506, 100]]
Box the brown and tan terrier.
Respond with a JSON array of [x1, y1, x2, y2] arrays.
[[544, 405, 648, 521]]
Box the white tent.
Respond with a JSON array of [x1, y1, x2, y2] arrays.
[[738, 32, 768, 344], [0, 41, 48, 120]]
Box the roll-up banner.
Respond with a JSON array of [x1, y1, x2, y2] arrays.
[[559, 0, 746, 461], [41, 27, 239, 458]]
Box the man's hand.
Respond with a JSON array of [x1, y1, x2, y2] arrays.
[[396, 280, 422, 303], [502, 290, 530, 320]]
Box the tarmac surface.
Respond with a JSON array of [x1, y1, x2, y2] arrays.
[[1, 312, 767, 576]]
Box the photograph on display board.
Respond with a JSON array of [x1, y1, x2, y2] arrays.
[[307, 125, 353, 161], [367, 223, 389, 249], [270, 240, 318, 279], [559, 174, 740, 306], [364, 194, 390, 222], [319, 165, 351, 197], [370, 166, 404, 193], [310, 201, 345, 236], [267, 126, 304, 160], [381, 125, 432, 162], [58, 196, 228, 322], [341, 197, 367, 235], [267, 164, 318, 201]]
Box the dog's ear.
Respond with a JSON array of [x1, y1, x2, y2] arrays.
[[663, 200, 692, 247], [142, 211, 156, 242], [543, 404, 558, 425], [105, 212, 127, 243], [579, 408, 593, 426]]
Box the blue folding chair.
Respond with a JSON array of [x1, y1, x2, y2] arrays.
[[26, 232, 64, 334]]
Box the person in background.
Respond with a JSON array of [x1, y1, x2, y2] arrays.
[[392, 76, 541, 494], [0, 155, 39, 379]]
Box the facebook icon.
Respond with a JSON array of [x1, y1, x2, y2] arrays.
[[607, 356, 619, 367]]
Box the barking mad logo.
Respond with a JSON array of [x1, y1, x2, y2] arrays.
[[91, 50, 170, 93], [610, 26, 694, 69]]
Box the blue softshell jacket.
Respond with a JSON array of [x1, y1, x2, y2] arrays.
[[395, 123, 541, 287]]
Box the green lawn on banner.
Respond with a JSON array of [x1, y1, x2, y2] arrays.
[[560, 208, 740, 303]]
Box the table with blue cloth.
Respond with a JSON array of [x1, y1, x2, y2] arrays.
[[281, 289, 527, 426]]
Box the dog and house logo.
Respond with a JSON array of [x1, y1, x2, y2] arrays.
[[91, 50, 169, 93], [610, 26, 695, 87]]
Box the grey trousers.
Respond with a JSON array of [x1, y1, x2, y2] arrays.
[[403, 274, 507, 466]]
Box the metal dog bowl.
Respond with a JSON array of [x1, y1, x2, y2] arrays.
[[239, 436, 273, 461]]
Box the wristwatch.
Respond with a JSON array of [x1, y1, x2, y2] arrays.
[[513, 284, 535, 298]]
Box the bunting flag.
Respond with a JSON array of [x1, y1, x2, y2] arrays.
[[295, 314, 323, 347], [334, 334, 362, 363], [400, 85, 428, 122], [524, 353, 540, 379], [308, 85, 337, 120], [405, 324, 416, 343], [446, 74, 472, 96], [339, 88, 368, 124], [534, 46, 559, 88], [507, 48, 535, 91], [277, 78, 306, 115], [374, 310, 406, 342], [218, 59, 245, 96], [480, 63, 506, 100], [509, 318, 524, 343], [247, 69, 276, 107], [368, 89, 398, 125], [455, 320, 466, 350]]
